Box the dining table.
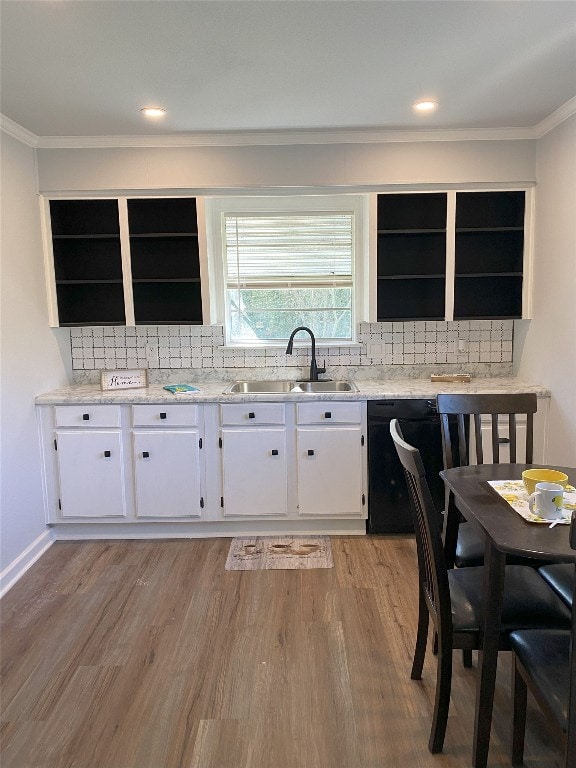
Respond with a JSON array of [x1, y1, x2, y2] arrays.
[[440, 462, 576, 768]]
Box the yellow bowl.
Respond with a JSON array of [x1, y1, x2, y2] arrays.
[[522, 469, 569, 495]]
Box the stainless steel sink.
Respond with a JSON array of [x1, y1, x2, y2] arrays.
[[291, 381, 358, 393], [224, 380, 296, 394], [223, 379, 358, 394]]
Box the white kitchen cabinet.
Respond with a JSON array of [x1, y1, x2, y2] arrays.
[[296, 426, 363, 516], [219, 403, 288, 517], [132, 404, 204, 519], [55, 429, 127, 518], [133, 431, 202, 518], [296, 402, 365, 517], [220, 427, 288, 517]]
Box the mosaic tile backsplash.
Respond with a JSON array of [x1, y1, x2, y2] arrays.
[[70, 320, 513, 374]]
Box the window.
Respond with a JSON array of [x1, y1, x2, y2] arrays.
[[207, 195, 367, 345]]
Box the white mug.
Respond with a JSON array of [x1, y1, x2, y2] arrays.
[[528, 482, 565, 520]]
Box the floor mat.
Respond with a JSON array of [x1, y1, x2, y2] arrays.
[[225, 536, 333, 570]]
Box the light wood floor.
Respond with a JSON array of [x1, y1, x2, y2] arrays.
[[0, 537, 562, 768]]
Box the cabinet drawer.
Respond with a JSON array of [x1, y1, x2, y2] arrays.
[[55, 405, 121, 428], [297, 402, 362, 425], [132, 404, 198, 427], [220, 403, 285, 426]]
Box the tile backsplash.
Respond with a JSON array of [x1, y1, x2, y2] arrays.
[[70, 320, 513, 377]]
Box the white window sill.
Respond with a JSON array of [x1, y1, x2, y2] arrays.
[[219, 342, 362, 351]]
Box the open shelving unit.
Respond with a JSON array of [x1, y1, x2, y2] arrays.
[[376, 193, 447, 321], [127, 198, 203, 325], [50, 199, 125, 326], [454, 191, 525, 319]]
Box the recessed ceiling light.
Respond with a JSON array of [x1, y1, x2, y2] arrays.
[[413, 100, 438, 113], [141, 107, 166, 118]]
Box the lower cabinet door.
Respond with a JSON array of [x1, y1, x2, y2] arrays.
[[56, 430, 126, 518], [133, 431, 202, 518], [296, 426, 363, 516], [221, 427, 288, 516]]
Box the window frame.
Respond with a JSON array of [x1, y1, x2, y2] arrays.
[[205, 194, 368, 347]]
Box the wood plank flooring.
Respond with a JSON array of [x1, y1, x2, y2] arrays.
[[0, 537, 562, 768]]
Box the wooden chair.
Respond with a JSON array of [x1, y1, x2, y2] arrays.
[[389, 418, 571, 754], [509, 627, 575, 767], [436, 392, 538, 568]]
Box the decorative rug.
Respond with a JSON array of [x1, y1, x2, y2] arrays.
[[225, 536, 333, 571]]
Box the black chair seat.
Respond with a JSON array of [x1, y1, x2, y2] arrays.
[[455, 522, 551, 568], [450, 566, 572, 634], [510, 629, 571, 731], [538, 563, 575, 609]]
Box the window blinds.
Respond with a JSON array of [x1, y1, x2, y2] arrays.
[[224, 212, 354, 288]]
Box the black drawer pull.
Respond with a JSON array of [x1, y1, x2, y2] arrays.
[[82, 413, 90, 421], [308, 449, 315, 456], [160, 412, 167, 420], [104, 450, 111, 458], [271, 449, 279, 456], [142, 451, 150, 458], [324, 411, 332, 419], [248, 412, 255, 419], [498, 437, 510, 444]]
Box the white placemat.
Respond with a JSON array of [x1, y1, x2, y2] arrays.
[[488, 480, 576, 524]]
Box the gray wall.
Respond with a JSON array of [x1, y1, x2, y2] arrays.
[[0, 132, 69, 588], [515, 114, 576, 465], [36, 139, 536, 192]]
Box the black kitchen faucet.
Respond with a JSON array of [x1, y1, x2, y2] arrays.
[[285, 326, 326, 382]]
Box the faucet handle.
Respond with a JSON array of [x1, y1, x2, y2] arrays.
[[318, 359, 326, 375]]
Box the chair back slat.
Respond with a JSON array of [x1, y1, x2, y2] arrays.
[[473, 414, 483, 464], [436, 392, 537, 467], [390, 419, 453, 637]]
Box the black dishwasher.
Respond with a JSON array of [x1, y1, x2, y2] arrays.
[[367, 399, 446, 533]]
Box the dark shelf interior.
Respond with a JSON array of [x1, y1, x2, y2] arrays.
[[56, 283, 126, 326], [127, 198, 198, 234], [129, 236, 200, 280], [377, 232, 446, 276], [455, 230, 524, 274], [53, 237, 123, 281], [377, 277, 445, 321], [456, 191, 525, 229], [50, 200, 120, 236], [376, 193, 447, 319], [454, 275, 523, 319], [377, 193, 447, 230], [132, 282, 203, 324]]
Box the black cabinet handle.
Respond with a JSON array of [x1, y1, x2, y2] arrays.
[[308, 449, 315, 456], [248, 412, 255, 419], [324, 411, 332, 419], [160, 412, 167, 420], [83, 413, 90, 421], [498, 437, 510, 444], [104, 450, 111, 458], [142, 451, 150, 458], [271, 449, 279, 456]]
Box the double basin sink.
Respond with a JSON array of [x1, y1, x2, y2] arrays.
[[223, 379, 358, 394]]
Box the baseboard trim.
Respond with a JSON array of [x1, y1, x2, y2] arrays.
[[51, 519, 367, 540], [0, 529, 55, 598]]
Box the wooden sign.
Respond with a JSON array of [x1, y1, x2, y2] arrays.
[[101, 369, 148, 391]]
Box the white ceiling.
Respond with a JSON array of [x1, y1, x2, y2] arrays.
[[1, 0, 575, 141]]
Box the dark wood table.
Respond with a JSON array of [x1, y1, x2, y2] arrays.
[[440, 463, 576, 768]]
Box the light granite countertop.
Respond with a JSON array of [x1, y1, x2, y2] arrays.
[[36, 377, 551, 405]]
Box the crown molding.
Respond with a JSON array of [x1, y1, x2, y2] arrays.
[[0, 114, 38, 147], [533, 96, 576, 138]]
